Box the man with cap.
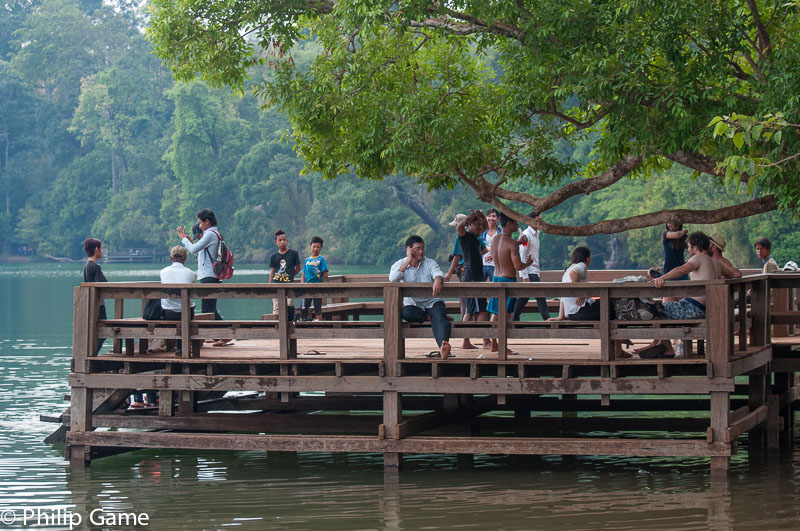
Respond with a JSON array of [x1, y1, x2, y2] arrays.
[[160, 245, 197, 327]]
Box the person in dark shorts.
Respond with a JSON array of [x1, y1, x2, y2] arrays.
[[456, 210, 489, 349]]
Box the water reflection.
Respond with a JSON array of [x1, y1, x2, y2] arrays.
[[1, 264, 800, 529]]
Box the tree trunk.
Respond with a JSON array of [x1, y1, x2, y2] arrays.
[[111, 145, 118, 194], [606, 234, 624, 269], [387, 184, 444, 235], [3, 133, 8, 215]]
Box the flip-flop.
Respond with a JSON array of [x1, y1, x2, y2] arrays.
[[425, 351, 456, 358], [304, 349, 326, 356], [212, 339, 233, 347]]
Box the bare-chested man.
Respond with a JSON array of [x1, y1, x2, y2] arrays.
[[709, 233, 740, 274], [487, 212, 532, 353], [649, 231, 740, 356]]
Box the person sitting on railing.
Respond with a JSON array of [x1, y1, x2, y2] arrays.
[[390, 235, 452, 359], [547, 246, 631, 358], [160, 245, 196, 354], [645, 232, 741, 358]]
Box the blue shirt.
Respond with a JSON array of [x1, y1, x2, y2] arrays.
[[303, 255, 328, 283], [181, 226, 220, 280]]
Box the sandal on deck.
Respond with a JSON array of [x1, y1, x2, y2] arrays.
[[212, 339, 233, 347], [425, 351, 456, 358], [304, 349, 326, 356]]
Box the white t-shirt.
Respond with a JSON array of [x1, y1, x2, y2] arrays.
[[518, 226, 541, 277], [481, 229, 498, 266], [561, 262, 588, 317]]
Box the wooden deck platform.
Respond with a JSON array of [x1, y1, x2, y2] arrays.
[[56, 271, 800, 474]]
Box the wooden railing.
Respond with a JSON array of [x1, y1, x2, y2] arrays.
[[77, 272, 779, 367]]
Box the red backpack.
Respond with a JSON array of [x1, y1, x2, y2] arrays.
[[204, 229, 235, 280]]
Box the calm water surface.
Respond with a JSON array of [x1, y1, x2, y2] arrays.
[[1, 263, 799, 530]]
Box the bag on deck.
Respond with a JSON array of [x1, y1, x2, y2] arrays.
[[613, 297, 664, 321], [611, 275, 664, 321], [143, 298, 164, 320], [204, 229, 235, 280]]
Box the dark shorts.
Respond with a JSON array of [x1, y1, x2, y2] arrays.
[[487, 276, 516, 315], [465, 296, 487, 316]]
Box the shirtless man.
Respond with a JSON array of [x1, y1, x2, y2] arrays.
[[650, 232, 740, 356], [487, 212, 532, 353], [709, 233, 740, 273]]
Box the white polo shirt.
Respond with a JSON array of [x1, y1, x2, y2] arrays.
[[160, 262, 197, 311]]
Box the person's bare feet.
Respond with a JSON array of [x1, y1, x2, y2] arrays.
[[461, 341, 478, 349], [440, 341, 451, 359]]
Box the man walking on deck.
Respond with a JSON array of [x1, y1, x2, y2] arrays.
[[487, 212, 532, 353], [389, 235, 452, 359]]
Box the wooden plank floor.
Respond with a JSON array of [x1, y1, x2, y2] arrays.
[[112, 338, 667, 362]]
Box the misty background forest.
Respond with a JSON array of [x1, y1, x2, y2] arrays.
[[1, 0, 797, 268]]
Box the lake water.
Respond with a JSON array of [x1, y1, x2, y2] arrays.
[[1, 263, 799, 529]]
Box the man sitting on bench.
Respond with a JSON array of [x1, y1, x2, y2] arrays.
[[389, 235, 452, 359], [160, 246, 196, 352], [647, 231, 740, 358]]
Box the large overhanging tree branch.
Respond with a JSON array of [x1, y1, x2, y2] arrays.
[[148, 0, 800, 235]]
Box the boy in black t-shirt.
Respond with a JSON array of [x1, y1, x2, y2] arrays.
[[269, 229, 302, 316], [83, 238, 107, 354]]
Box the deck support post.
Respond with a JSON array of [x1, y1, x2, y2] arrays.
[[708, 284, 733, 474], [278, 288, 297, 403], [69, 286, 93, 468], [748, 368, 768, 454], [383, 286, 404, 471]]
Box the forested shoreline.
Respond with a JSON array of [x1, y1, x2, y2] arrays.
[[2, 0, 797, 269]]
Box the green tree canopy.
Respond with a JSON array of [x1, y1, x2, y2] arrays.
[[148, 0, 800, 235]]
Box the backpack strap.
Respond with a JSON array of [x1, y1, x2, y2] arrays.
[[203, 229, 223, 262]]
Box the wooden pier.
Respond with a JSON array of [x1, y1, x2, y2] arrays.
[[60, 271, 800, 474]]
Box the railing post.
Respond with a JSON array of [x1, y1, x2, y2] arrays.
[[88, 287, 100, 356], [707, 283, 733, 373], [497, 286, 508, 361], [599, 287, 611, 406], [750, 278, 769, 347], [112, 298, 124, 353], [180, 288, 191, 358], [737, 283, 747, 351], [277, 288, 297, 360]]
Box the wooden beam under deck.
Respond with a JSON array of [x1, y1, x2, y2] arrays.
[[68, 431, 733, 457]]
